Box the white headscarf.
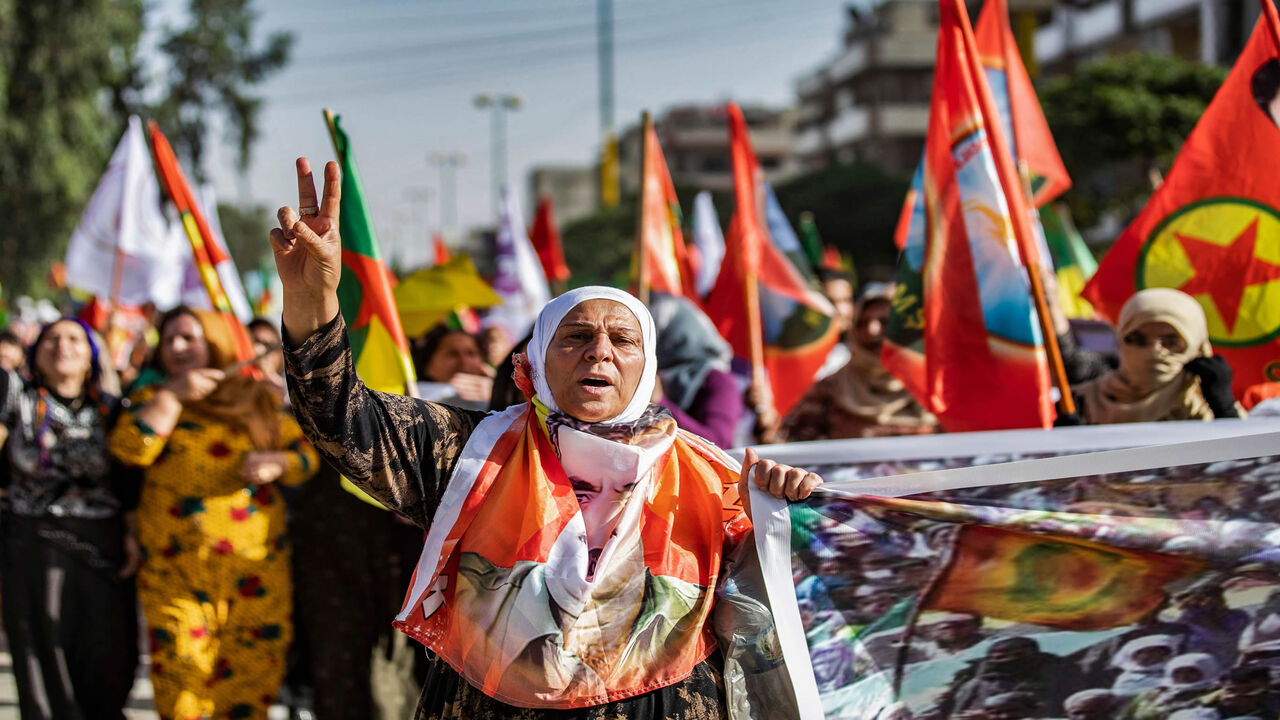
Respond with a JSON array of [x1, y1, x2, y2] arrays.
[[528, 286, 658, 424], [1161, 653, 1222, 696], [1111, 634, 1179, 696]]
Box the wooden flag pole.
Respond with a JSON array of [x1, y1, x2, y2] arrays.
[[633, 111, 652, 305]]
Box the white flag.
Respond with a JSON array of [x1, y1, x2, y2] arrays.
[[691, 191, 724, 299], [483, 185, 550, 340], [65, 116, 184, 307]]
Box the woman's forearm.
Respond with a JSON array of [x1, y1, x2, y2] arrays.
[[133, 387, 184, 438], [282, 291, 341, 347]]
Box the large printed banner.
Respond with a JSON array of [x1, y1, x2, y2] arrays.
[[729, 421, 1280, 720]]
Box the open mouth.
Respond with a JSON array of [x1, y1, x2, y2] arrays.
[[580, 377, 611, 388]]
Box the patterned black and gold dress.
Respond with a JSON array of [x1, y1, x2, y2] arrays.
[[284, 314, 728, 720]]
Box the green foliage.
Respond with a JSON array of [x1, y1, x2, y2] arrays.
[[1040, 52, 1227, 229], [0, 0, 144, 299], [146, 0, 291, 180], [0, 0, 288, 300], [215, 202, 272, 272], [561, 198, 637, 288]]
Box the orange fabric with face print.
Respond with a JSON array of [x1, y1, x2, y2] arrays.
[[393, 405, 748, 709]]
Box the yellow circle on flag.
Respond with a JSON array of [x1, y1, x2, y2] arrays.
[[1137, 198, 1280, 347]]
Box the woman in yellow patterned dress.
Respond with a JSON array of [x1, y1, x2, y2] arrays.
[[110, 307, 318, 720]]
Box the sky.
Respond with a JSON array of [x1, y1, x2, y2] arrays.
[[162, 0, 854, 269]]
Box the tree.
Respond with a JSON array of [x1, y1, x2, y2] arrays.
[[561, 199, 637, 288], [1040, 52, 1227, 231], [0, 0, 145, 299], [0, 0, 289, 299], [145, 0, 290, 180], [215, 202, 272, 273]]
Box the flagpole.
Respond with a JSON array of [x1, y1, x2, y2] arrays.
[[634, 111, 652, 305], [954, 0, 1076, 418]]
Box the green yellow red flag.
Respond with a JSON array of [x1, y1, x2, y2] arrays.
[[924, 524, 1203, 630], [1041, 203, 1097, 319], [325, 111, 417, 396]]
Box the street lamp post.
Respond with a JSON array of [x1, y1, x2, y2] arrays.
[[403, 187, 434, 268], [474, 93, 521, 220], [428, 151, 466, 234]]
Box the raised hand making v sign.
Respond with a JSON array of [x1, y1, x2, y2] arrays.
[[269, 158, 344, 346]]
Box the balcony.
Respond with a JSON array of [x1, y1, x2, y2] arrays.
[[794, 126, 827, 157], [829, 107, 871, 146]]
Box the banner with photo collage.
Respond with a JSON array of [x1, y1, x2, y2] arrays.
[[715, 420, 1280, 720]]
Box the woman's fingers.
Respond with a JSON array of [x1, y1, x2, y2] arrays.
[[319, 160, 341, 220], [296, 157, 318, 211], [291, 218, 327, 255], [280, 205, 300, 231], [269, 227, 294, 254], [783, 466, 807, 501], [739, 447, 759, 486]]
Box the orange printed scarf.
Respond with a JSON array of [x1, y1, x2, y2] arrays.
[[394, 402, 749, 708]]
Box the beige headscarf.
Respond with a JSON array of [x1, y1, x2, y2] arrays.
[[830, 285, 936, 430], [1076, 288, 1213, 424]]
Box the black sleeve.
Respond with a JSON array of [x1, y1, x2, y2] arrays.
[[283, 312, 488, 529], [1057, 331, 1117, 385]]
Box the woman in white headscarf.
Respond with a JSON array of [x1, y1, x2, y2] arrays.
[[1111, 634, 1180, 697], [1121, 653, 1222, 720], [269, 158, 823, 719], [1073, 288, 1241, 424]]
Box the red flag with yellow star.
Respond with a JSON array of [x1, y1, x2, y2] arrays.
[[1084, 1, 1280, 396]]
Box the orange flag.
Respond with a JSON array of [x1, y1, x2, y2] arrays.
[[881, 0, 1056, 431], [148, 123, 255, 365], [974, 0, 1071, 207], [635, 116, 697, 300], [1083, 0, 1280, 397]]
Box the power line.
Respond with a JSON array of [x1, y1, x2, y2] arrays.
[[288, 0, 774, 69], [274, 1, 818, 101]]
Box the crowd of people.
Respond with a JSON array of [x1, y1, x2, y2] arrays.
[[0, 167, 1277, 717]]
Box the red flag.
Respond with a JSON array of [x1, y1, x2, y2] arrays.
[[148, 123, 256, 365], [528, 197, 570, 284], [635, 118, 697, 300], [821, 245, 843, 272], [1083, 1, 1280, 396], [705, 103, 839, 416], [974, 0, 1071, 207], [880, 0, 1055, 431], [433, 233, 451, 266]]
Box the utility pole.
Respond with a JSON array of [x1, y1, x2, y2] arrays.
[[429, 151, 466, 234], [598, 0, 618, 207], [474, 93, 521, 220]]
